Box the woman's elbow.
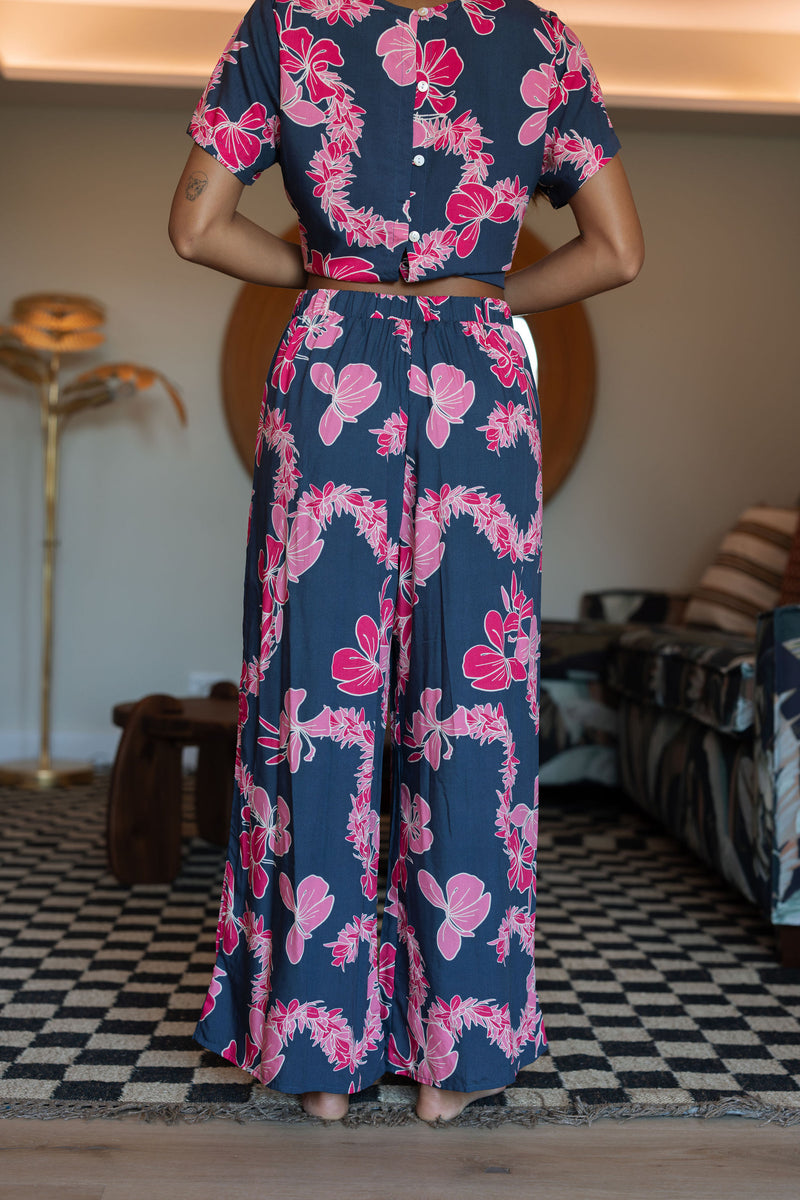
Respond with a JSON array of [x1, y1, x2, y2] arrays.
[[608, 230, 644, 287], [168, 210, 202, 262]]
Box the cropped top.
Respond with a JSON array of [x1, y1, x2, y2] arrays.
[[189, 0, 621, 288]]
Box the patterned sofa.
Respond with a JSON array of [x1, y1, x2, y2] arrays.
[[539, 508, 800, 968]]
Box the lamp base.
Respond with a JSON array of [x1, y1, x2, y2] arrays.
[[0, 759, 94, 788]]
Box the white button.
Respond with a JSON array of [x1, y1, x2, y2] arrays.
[[408, 230, 420, 243], [418, 6, 428, 13], [413, 154, 425, 166], [417, 79, 429, 93]]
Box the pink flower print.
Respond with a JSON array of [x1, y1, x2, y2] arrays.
[[406, 688, 469, 770], [519, 53, 587, 147], [307, 140, 354, 208], [444, 183, 516, 258], [416, 1023, 459, 1086], [417, 871, 492, 960], [259, 533, 289, 612], [296, 0, 375, 28], [280, 26, 344, 104], [239, 824, 270, 899], [302, 306, 344, 351], [271, 320, 307, 393], [550, 66, 589, 112], [217, 25, 247, 66], [370, 410, 408, 457], [306, 249, 380, 280], [509, 794, 539, 852], [188, 100, 213, 149], [415, 296, 442, 322], [378, 942, 396, 1019], [415, 39, 464, 115], [400, 783, 434, 855], [258, 687, 330, 771], [379, 942, 396, 999], [401, 227, 458, 281], [280, 67, 327, 127], [204, 102, 269, 171], [278, 688, 311, 772], [287, 511, 324, 581], [462, 0, 505, 37], [413, 516, 445, 586], [271, 504, 324, 583], [485, 327, 530, 390], [331, 614, 383, 695], [310, 361, 382, 445], [518, 64, 554, 146], [376, 22, 416, 87], [383, 220, 410, 251], [238, 684, 250, 730], [200, 964, 226, 1021], [544, 128, 610, 183], [408, 363, 475, 448], [463, 609, 528, 691], [535, 13, 568, 57], [270, 795, 292, 855], [244, 784, 292, 863], [506, 827, 535, 893], [247, 1007, 286, 1085], [279, 873, 335, 964], [433, 110, 490, 164], [222, 1036, 247, 1070], [216, 861, 239, 956], [478, 400, 531, 455]]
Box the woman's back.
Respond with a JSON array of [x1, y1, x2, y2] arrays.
[[188, 0, 620, 289]]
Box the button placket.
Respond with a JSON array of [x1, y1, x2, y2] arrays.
[[405, 9, 432, 274]]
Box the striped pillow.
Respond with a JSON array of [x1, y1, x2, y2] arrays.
[[778, 510, 800, 605], [683, 506, 799, 635]]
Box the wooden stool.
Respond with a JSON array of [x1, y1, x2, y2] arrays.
[[107, 682, 238, 885]]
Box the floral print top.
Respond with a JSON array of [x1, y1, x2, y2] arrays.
[[189, 0, 621, 287]]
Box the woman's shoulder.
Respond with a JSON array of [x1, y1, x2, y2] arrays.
[[240, 0, 578, 62], [266, 0, 565, 30]]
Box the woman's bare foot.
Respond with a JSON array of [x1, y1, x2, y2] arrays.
[[300, 1091, 349, 1120], [416, 1084, 505, 1122]]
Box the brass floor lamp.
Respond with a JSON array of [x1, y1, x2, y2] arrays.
[[0, 294, 185, 788]]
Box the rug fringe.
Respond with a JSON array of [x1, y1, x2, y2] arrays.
[[3, 1094, 800, 1128]]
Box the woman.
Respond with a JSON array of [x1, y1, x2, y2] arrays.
[[170, 0, 643, 1122]]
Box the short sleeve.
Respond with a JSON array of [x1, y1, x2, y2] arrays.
[[188, 0, 281, 185], [537, 19, 621, 210]]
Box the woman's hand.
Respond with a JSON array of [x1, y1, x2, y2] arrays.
[[168, 146, 307, 289], [504, 154, 644, 316]]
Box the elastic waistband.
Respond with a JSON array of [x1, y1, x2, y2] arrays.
[[293, 288, 512, 325]]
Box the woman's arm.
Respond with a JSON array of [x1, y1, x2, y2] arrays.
[[504, 155, 644, 317], [168, 145, 307, 289]]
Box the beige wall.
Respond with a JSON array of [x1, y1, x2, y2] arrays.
[[1, 98, 798, 761]]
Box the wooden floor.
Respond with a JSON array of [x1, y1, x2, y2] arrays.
[[1, 1116, 798, 1200]]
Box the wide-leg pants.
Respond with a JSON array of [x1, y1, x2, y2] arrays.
[[194, 289, 547, 1094]]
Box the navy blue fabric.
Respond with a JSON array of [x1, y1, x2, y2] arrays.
[[189, 0, 621, 287], [194, 290, 547, 1093]]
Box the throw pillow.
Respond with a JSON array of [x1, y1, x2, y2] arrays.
[[778, 508, 800, 606], [683, 505, 799, 635]]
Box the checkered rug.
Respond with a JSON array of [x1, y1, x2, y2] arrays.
[[1, 778, 799, 1125]]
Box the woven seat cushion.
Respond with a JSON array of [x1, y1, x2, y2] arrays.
[[608, 625, 756, 734], [684, 506, 799, 635], [540, 619, 631, 681]]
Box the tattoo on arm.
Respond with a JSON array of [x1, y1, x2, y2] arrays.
[[185, 171, 209, 201]]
